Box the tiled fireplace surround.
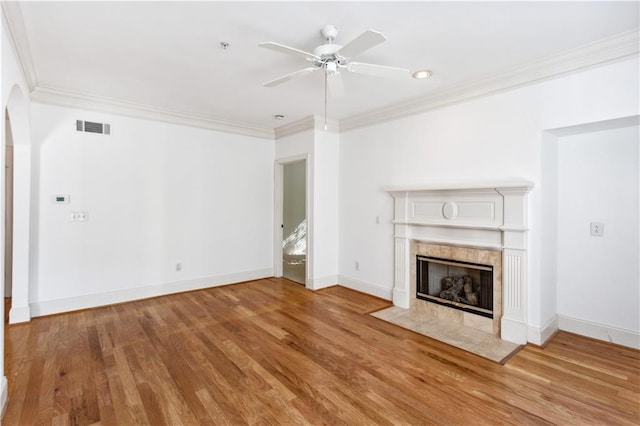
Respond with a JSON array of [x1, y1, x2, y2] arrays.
[[387, 183, 532, 345]]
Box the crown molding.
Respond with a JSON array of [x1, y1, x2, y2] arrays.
[[2, 1, 38, 91], [31, 86, 275, 139], [275, 115, 339, 139], [340, 29, 640, 132], [5, 1, 637, 140], [4, 1, 272, 139]]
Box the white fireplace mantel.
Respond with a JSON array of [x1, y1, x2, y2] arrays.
[[387, 181, 533, 344]]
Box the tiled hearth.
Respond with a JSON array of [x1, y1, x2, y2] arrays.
[[373, 182, 532, 362], [371, 306, 520, 363]]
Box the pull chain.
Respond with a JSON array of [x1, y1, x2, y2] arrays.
[[324, 70, 328, 131]]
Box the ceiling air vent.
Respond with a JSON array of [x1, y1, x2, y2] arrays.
[[76, 120, 111, 135]]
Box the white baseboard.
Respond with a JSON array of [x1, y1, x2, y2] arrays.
[[309, 275, 338, 290], [30, 268, 273, 317], [337, 275, 392, 300], [8, 305, 31, 324], [0, 375, 7, 419], [558, 315, 640, 349], [528, 315, 559, 346]]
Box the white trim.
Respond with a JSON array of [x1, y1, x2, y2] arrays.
[[548, 115, 640, 137], [29, 268, 273, 317], [10, 144, 31, 324], [31, 87, 274, 140], [338, 275, 393, 301], [0, 376, 7, 419], [1, 2, 38, 90], [558, 315, 640, 350], [528, 314, 559, 346], [341, 30, 640, 132], [385, 181, 535, 193], [274, 155, 309, 287], [501, 317, 529, 345], [275, 115, 339, 139], [8, 305, 30, 324], [274, 163, 284, 279], [309, 274, 338, 290], [4, 2, 637, 140]]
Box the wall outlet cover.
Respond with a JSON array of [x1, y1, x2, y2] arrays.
[[590, 222, 604, 236]]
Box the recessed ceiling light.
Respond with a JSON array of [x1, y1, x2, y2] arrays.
[[220, 41, 230, 50], [274, 114, 285, 120], [412, 69, 432, 79]]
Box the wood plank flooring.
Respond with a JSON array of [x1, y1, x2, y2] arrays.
[[3, 278, 639, 425]]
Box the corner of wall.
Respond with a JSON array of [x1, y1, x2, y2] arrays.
[[308, 275, 338, 291], [8, 305, 30, 324], [528, 314, 559, 346]]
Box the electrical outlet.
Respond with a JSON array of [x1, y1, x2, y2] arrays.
[[590, 222, 604, 236], [176, 262, 182, 272], [355, 261, 360, 271], [70, 211, 89, 222]]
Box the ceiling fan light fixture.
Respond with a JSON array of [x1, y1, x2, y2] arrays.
[[325, 61, 339, 76], [412, 69, 432, 79]]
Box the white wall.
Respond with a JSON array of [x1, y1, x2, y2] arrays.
[[338, 57, 639, 344], [311, 128, 339, 287], [30, 102, 274, 315], [557, 124, 639, 345], [275, 125, 340, 289]]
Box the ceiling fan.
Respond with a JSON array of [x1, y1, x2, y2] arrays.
[[259, 25, 409, 98]]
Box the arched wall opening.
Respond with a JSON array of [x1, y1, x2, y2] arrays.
[[4, 84, 32, 324]]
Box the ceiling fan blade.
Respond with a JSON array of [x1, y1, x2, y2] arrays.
[[259, 42, 320, 61], [347, 62, 410, 80], [327, 73, 345, 98], [263, 67, 319, 87], [337, 30, 387, 59]]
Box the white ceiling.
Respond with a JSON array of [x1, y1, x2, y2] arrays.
[[8, 1, 640, 135]]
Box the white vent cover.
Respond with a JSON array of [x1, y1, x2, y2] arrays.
[[76, 120, 110, 135]]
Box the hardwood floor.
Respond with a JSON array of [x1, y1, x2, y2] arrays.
[[3, 278, 639, 425]]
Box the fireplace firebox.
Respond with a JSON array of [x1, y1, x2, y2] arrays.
[[416, 256, 493, 318]]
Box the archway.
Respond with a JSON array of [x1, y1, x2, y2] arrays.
[[4, 84, 31, 324]]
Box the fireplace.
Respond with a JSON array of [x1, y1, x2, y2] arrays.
[[416, 256, 493, 318], [387, 182, 532, 344]]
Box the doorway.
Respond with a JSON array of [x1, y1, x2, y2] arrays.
[[281, 160, 306, 285]]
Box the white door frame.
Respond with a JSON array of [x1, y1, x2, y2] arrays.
[[274, 154, 311, 288]]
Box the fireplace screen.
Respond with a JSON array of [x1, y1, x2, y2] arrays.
[[416, 256, 493, 318]]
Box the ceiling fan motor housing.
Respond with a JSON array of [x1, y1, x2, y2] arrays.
[[314, 43, 347, 72], [313, 43, 343, 58]]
